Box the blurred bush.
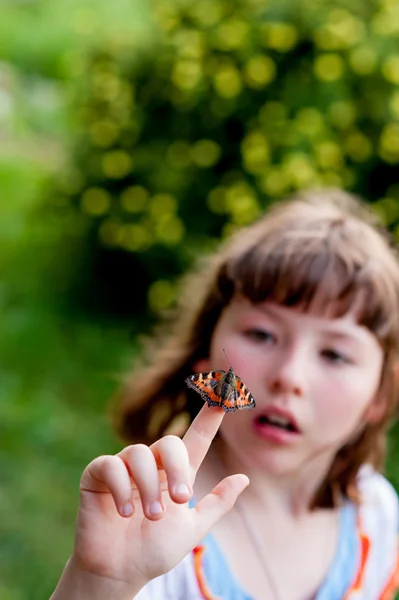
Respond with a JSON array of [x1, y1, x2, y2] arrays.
[[48, 0, 399, 319]]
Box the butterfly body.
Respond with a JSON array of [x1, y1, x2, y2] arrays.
[[185, 366, 256, 413]]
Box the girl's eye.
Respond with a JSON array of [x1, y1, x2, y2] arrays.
[[244, 329, 276, 343], [321, 349, 351, 364]]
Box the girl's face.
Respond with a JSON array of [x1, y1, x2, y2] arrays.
[[195, 297, 385, 477]]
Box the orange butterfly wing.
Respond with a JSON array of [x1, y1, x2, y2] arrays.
[[185, 370, 225, 409], [185, 369, 256, 413], [232, 375, 256, 411]]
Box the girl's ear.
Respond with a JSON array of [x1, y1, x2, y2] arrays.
[[364, 397, 387, 424], [394, 359, 399, 385], [192, 358, 211, 373], [366, 359, 399, 424]]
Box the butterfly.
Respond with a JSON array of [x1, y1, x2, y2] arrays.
[[185, 367, 256, 413]]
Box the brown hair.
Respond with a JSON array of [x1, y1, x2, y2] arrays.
[[113, 188, 399, 508]]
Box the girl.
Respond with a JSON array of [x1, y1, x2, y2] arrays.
[[51, 188, 399, 600]]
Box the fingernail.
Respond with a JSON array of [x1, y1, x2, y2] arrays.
[[175, 483, 190, 496], [121, 502, 133, 517], [149, 500, 163, 515]]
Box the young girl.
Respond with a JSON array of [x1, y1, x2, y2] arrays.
[[51, 188, 399, 600]]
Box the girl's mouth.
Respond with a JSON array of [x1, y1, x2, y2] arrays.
[[256, 414, 299, 433], [252, 408, 301, 444]]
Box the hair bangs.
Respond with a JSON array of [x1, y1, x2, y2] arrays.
[[218, 224, 399, 347]]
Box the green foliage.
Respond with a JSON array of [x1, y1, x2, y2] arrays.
[[0, 0, 150, 78], [49, 0, 399, 317], [0, 3, 149, 597], [0, 301, 130, 600], [0, 156, 136, 600]]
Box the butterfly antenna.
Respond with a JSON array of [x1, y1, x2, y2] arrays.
[[222, 348, 232, 366]]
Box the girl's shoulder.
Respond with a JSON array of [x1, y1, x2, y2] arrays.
[[357, 465, 398, 528], [353, 466, 399, 598]]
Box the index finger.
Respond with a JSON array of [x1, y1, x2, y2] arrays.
[[182, 402, 225, 474]]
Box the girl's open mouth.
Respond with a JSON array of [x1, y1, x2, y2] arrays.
[[252, 408, 301, 444], [255, 414, 299, 433]]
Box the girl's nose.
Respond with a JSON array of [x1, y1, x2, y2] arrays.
[[267, 348, 306, 397]]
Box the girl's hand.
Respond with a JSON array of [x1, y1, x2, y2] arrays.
[[57, 404, 248, 598]]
